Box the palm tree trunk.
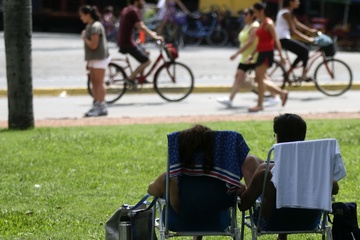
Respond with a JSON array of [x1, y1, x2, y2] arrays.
[[4, 0, 34, 129]]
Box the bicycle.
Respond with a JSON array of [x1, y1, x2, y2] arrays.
[[248, 39, 353, 97], [180, 11, 228, 47], [87, 41, 194, 104]]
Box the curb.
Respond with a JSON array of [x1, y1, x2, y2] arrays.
[[0, 84, 359, 97]]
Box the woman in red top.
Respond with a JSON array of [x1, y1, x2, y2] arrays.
[[249, 3, 288, 112]]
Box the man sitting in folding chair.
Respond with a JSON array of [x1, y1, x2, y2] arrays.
[[238, 113, 346, 240], [148, 124, 250, 240]]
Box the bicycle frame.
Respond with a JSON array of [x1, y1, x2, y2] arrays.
[[114, 45, 171, 84], [280, 48, 325, 79]]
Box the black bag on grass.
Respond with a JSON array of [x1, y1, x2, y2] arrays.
[[331, 202, 360, 240], [105, 194, 157, 240]]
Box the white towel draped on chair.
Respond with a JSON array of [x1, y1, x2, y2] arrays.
[[271, 138, 346, 212]]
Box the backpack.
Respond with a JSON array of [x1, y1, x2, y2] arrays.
[[330, 202, 360, 240]]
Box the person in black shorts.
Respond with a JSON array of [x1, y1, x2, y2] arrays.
[[118, 0, 163, 84], [217, 8, 259, 108]]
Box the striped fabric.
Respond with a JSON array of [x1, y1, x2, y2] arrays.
[[167, 131, 249, 191]]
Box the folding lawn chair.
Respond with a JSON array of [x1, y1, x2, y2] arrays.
[[156, 130, 250, 240], [241, 138, 346, 240]]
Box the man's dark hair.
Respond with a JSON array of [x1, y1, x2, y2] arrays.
[[273, 113, 307, 143], [129, 0, 137, 5], [179, 124, 215, 172]]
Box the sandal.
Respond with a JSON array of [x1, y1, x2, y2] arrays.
[[248, 106, 264, 112], [281, 91, 289, 107]]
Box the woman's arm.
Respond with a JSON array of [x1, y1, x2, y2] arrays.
[[294, 17, 318, 34], [282, 12, 314, 43], [147, 172, 167, 197], [82, 32, 100, 50]]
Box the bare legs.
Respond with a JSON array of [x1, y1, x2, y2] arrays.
[[128, 60, 151, 81], [229, 69, 246, 101], [249, 63, 289, 112], [264, 79, 288, 107], [249, 63, 267, 112], [85, 67, 108, 117], [89, 67, 106, 102]]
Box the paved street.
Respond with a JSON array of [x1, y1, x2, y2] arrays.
[[0, 91, 359, 121]]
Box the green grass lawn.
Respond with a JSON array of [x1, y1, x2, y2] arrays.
[[0, 119, 359, 239]]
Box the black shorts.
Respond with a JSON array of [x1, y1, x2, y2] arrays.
[[237, 63, 256, 72], [119, 45, 149, 63], [256, 51, 274, 68]]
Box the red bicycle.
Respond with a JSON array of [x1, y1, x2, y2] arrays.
[[87, 41, 194, 104]]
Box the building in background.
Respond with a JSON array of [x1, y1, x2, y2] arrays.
[[0, 0, 358, 38]]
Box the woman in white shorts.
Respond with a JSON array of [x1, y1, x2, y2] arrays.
[[79, 5, 111, 117]]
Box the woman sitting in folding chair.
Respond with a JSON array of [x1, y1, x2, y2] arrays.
[[148, 124, 249, 239], [238, 113, 343, 240]]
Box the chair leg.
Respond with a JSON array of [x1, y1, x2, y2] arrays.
[[326, 226, 333, 240], [234, 227, 240, 240], [240, 211, 245, 240]]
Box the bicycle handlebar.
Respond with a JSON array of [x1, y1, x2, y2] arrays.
[[156, 39, 164, 47]]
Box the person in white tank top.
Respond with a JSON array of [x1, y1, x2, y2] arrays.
[[275, 0, 317, 80]]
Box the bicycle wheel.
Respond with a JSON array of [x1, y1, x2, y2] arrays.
[[314, 58, 353, 96], [206, 29, 228, 47], [181, 31, 202, 47], [154, 62, 194, 102], [252, 60, 286, 95], [87, 63, 127, 104]]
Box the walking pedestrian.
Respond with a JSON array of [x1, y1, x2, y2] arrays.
[[79, 5, 111, 117], [156, 0, 191, 36], [249, 2, 288, 112], [217, 8, 259, 108]]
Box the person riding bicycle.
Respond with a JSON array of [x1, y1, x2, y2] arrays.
[[275, 0, 318, 81], [118, 0, 163, 86], [156, 0, 191, 36]]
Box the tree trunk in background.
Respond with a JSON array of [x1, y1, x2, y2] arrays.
[[4, 0, 34, 130]]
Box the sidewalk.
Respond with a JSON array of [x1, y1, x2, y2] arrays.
[[1, 91, 359, 123]]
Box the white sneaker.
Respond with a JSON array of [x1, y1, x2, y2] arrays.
[[84, 102, 108, 117], [264, 96, 280, 107], [217, 97, 232, 108]]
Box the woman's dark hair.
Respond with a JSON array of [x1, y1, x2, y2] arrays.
[[253, 2, 266, 11], [273, 113, 307, 143], [79, 5, 101, 22], [282, 0, 292, 8], [179, 124, 215, 172], [244, 8, 256, 21]]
